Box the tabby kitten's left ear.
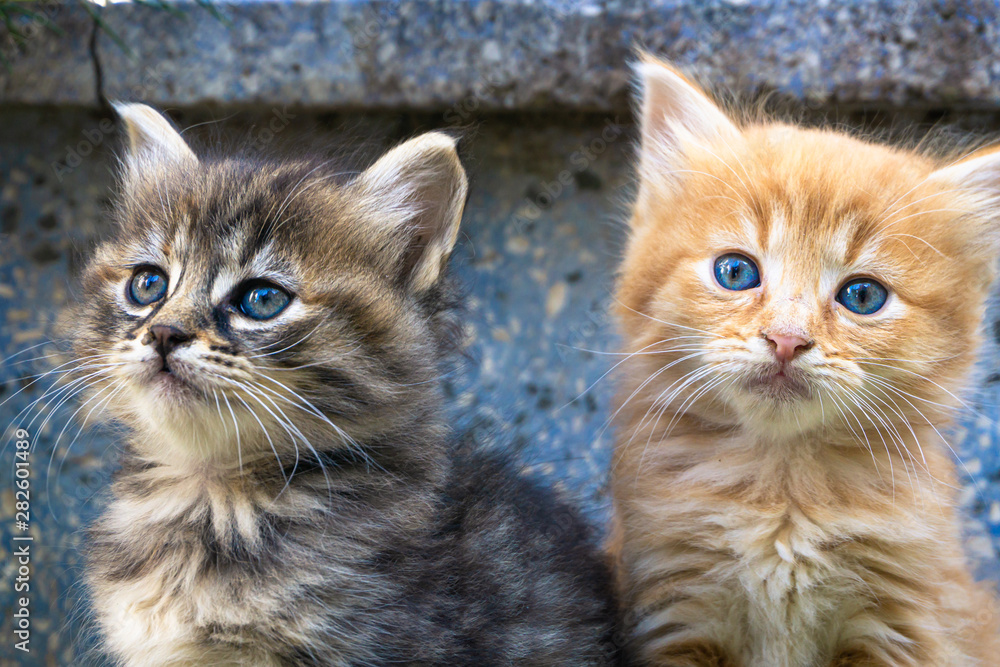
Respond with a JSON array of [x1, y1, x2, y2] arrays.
[[353, 132, 468, 293], [112, 102, 199, 168]]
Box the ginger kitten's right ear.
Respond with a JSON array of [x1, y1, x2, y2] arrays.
[[928, 145, 1000, 259], [634, 55, 741, 207], [112, 102, 198, 168]]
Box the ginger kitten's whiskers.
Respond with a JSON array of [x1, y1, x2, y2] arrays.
[[611, 55, 1000, 666]]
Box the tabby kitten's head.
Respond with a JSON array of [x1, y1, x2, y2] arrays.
[[618, 56, 1000, 440], [67, 104, 467, 466]]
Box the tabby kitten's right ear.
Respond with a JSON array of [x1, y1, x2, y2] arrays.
[[634, 55, 741, 209], [112, 101, 199, 168], [352, 132, 468, 293]]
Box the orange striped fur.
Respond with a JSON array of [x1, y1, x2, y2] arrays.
[[610, 55, 1000, 666]]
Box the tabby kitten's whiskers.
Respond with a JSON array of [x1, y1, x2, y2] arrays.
[[70, 104, 619, 666]]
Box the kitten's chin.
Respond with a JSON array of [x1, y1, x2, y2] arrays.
[[741, 373, 811, 402], [135, 358, 213, 409], [149, 370, 199, 403], [133, 378, 211, 428], [729, 372, 826, 437], [127, 382, 244, 462], [126, 368, 227, 446]]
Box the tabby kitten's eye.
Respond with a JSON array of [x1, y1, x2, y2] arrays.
[[239, 282, 291, 320], [128, 267, 168, 306], [714, 253, 760, 291], [836, 278, 888, 315]]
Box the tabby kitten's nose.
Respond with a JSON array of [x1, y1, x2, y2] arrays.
[[766, 333, 811, 364], [149, 324, 193, 359]]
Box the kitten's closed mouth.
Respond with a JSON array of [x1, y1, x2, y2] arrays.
[[744, 367, 811, 400], [154, 369, 186, 388], [151, 362, 195, 397]]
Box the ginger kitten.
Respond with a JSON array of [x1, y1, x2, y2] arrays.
[[609, 56, 1000, 666], [68, 104, 619, 666]]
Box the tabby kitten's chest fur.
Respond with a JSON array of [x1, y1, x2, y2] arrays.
[[609, 57, 1000, 666], [71, 104, 618, 666]]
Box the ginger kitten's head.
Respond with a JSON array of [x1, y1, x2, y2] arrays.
[[66, 104, 467, 466], [618, 56, 1000, 441]]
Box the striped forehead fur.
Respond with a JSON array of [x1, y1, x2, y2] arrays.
[[68, 114, 469, 472]]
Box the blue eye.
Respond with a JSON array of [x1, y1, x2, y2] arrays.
[[239, 283, 291, 320], [836, 278, 888, 315], [714, 253, 760, 291], [128, 267, 168, 306]]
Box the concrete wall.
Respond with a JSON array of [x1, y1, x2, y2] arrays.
[[3, 0, 1000, 112]]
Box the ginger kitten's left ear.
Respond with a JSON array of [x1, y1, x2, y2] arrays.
[[929, 146, 1000, 251], [353, 131, 468, 293], [634, 54, 741, 197], [112, 102, 199, 168]]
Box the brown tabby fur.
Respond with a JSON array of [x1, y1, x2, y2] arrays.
[[66, 105, 619, 666], [609, 55, 1000, 666]]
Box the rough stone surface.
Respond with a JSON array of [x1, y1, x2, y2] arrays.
[[2, 107, 1000, 664], [4, 1, 1000, 111], [0, 2, 97, 106]]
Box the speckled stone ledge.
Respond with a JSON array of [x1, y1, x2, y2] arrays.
[[3, 0, 1000, 112], [0, 3, 96, 106]]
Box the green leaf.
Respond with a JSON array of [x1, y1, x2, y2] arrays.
[[132, 0, 185, 19], [0, 0, 228, 65], [194, 0, 229, 26], [0, 6, 26, 47], [4, 4, 64, 36]]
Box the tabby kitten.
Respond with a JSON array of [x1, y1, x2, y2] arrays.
[[609, 56, 1000, 666], [69, 104, 618, 666]]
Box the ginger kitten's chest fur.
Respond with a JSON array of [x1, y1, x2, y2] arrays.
[[612, 54, 1000, 666], [610, 422, 997, 667]]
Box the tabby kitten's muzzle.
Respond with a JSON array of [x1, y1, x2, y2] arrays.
[[148, 324, 193, 365]]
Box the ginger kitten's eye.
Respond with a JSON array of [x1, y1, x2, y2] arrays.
[[714, 253, 760, 291], [238, 282, 292, 320], [836, 278, 888, 315], [127, 266, 168, 306]]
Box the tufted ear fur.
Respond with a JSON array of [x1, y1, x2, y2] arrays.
[[113, 102, 199, 169], [352, 132, 468, 293], [927, 145, 1000, 259], [633, 55, 741, 213]]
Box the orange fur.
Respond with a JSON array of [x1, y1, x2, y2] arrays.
[[610, 55, 1000, 666]]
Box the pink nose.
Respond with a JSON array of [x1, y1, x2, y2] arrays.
[[767, 333, 811, 364]]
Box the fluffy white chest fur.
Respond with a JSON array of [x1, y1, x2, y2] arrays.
[[87, 485, 358, 667], [89, 492, 288, 667], [95, 572, 282, 667]]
